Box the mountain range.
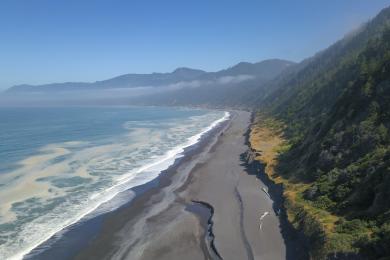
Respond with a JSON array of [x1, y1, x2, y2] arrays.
[[5, 59, 294, 94], [2, 4, 390, 259], [132, 5, 390, 259]]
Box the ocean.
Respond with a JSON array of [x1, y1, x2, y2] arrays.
[[0, 106, 228, 259]]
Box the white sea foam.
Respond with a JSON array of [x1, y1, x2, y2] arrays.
[[3, 110, 229, 260]]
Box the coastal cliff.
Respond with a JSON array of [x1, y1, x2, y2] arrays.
[[246, 7, 390, 260], [247, 116, 365, 260]]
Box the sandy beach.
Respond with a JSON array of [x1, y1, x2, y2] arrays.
[[72, 111, 287, 260]]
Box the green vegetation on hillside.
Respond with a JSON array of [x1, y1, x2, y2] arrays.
[[259, 7, 390, 259]]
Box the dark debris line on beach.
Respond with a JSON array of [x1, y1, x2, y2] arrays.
[[190, 200, 224, 260]]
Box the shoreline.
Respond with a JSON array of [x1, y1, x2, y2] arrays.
[[27, 110, 292, 260], [74, 112, 233, 260], [24, 111, 230, 260]]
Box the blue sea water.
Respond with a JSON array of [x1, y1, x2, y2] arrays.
[[0, 106, 228, 259]]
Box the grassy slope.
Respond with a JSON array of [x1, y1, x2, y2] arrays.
[[251, 6, 390, 260], [249, 116, 340, 259]]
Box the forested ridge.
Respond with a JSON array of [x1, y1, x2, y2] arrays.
[[257, 6, 390, 259]]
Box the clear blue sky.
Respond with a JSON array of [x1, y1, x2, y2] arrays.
[[0, 0, 389, 88]]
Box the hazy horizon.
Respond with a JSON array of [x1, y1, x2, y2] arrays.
[[2, 2, 390, 259], [1, 0, 389, 89]]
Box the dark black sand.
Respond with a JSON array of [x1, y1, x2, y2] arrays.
[[25, 111, 299, 260], [24, 112, 229, 260]]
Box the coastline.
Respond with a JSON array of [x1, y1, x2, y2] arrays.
[[74, 111, 234, 260], [26, 110, 291, 260], [23, 110, 230, 260]]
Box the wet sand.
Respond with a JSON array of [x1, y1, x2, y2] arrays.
[[75, 111, 287, 260]]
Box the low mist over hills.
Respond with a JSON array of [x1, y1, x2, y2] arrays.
[[6, 67, 207, 93], [1, 59, 294, 106], [130, 5, 390, 258], [2, 1, 390, 260]]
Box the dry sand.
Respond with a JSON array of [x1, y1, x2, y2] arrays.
[[75, 111, 287, 260]]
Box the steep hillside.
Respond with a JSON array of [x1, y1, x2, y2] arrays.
[[256, 6, 390, 259], [262, 7, 390, 135]]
